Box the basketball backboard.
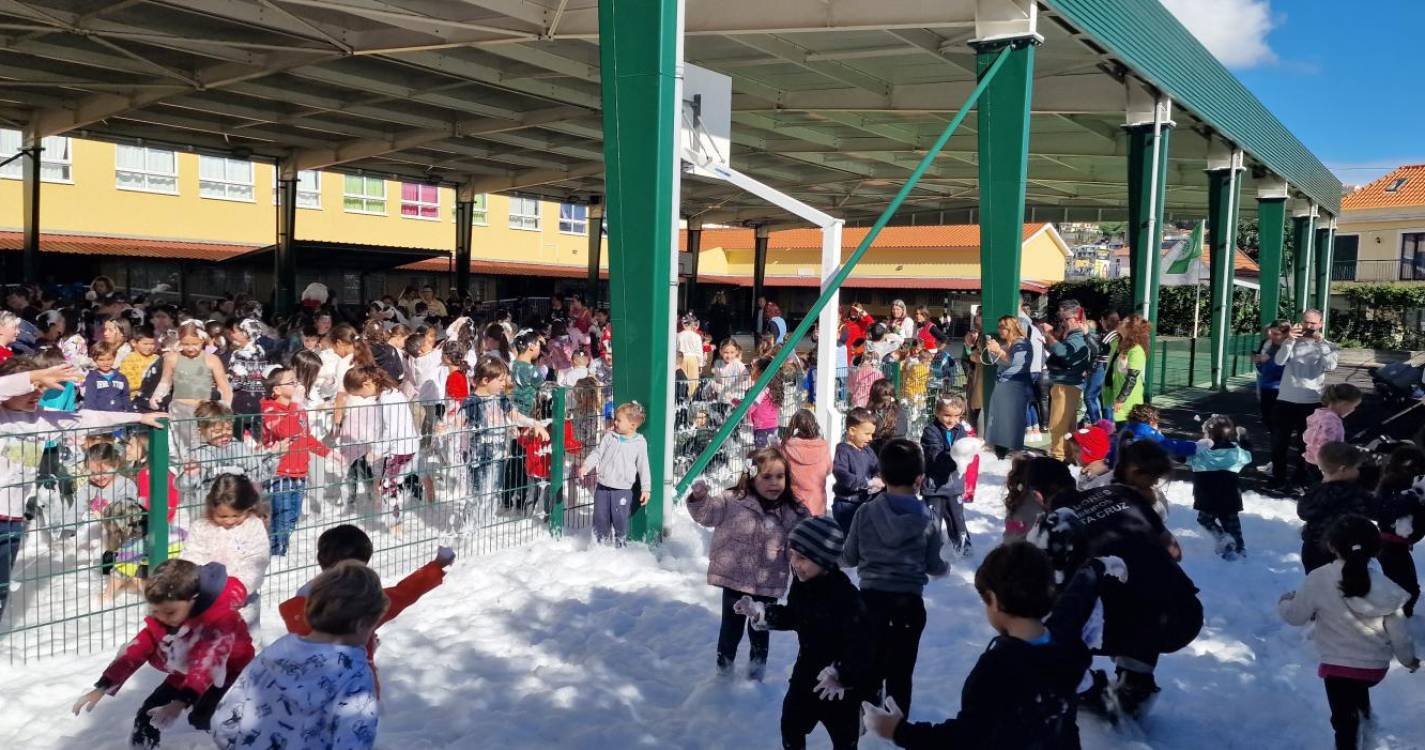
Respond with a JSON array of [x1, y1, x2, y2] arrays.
[[681, 62, 732, 173]]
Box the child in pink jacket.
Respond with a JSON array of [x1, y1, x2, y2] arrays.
[[1304, 383, 1362, 469], [741, 356, 783, 448]]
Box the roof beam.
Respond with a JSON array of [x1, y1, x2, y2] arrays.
[[550, 0, 977, 37], [461, 162, 603, 194], [389, 50, 601, 108], [733, 74, 1126, 114], [726, 35, 891, 96]]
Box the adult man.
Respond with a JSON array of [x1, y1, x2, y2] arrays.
[[1040, 300, 1092, 461], [753, 295, 767, 337], [1268, 309, 1339, 492], [418, 285, 448, 319]]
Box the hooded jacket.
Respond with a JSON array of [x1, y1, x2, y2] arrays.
[[1187, 440, 1251, 515], [763, 567, 872, 690], [842, 493, 949, 595], [782, 437, 832, 516], [687, 489, 808, 597], [921, 421, 980, 500], [1298, 480, 1375, 552], [260, 397, 331, 478], [1303, 408, 1345, 467], [96, 562, 254, 705], [1280, 560, 1415, 671]]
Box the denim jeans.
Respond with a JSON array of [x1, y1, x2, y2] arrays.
[[0, 519, 25, 620], [1083, 363, 1107, 425], [266, 477, 306, 556]]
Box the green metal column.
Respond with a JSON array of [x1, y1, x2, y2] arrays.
[[1125, 114, 1172, 399], [1314, 220, 1336, 330], [1291, 208, 1316, 317], [274, 166, 299, 319], [974, 37, 1036, 410], [586, 196, 604, 307], [1205, 153, 1243, 390], [1255, 194, 1288, 328], [599, 0, 679, 543]]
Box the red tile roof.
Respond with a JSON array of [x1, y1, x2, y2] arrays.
[[696, 274, 1048, 293], [680, 223, 1050, 251], [1342, 164, 1425, 211], [0, 231, 258, 261], [401, 257, 608, 279]]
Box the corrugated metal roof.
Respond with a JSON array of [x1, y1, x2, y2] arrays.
[[1342, 164, 1425, 211], [696, 275, 1049, 293], [681, 223, 1049, 251], [1042, 0, 1343, 215], [0, 231, 256, 260], [401, 257, 607, 280]]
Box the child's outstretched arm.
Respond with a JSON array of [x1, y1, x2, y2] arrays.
[[684, 480, 727, 528], [381, 546, 455, 627], [1383, 611, 1419, 670]]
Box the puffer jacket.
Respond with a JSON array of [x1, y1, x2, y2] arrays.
[[1187, 440, 1251, 515], [1303, 407, 1345, 467], [1280, 560, 1415, 670], [687, 490, 807, 597]]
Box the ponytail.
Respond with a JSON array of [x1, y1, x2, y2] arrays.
[[1327, 515, 1380, 599]]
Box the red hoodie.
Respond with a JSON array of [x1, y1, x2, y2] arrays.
[[260, 398, 331, 478], [97, 562, 254, 704]]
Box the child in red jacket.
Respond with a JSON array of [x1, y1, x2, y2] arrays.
[[73, 559, 253, 748], [278, 524, 454, 695], [260, 366, 332, 556]]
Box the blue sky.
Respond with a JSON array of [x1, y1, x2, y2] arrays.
[[1163, 0, 1424, 187]]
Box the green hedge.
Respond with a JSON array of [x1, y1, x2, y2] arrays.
[[1046, 278, 1262, 336], [1333, 284, 1425, 349]]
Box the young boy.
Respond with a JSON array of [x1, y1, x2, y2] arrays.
[[831, 407, 883, 534], [260, 366, 332, 556], [734, 515, 870, 750], [863, 543, 1095, 748], [1298, 441, 1375, 574], [214, 561, 386, 750], [278, 524, 455, 693], [119, 325, 159, 401], [72, 559, 254, 748], [577, 401, 652, 546], [83, 341, 131, 413], [841, 438, 948, 716], [1110, 404, 1198, 464]]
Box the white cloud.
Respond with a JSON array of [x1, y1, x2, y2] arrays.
[[1159, 0, 1278, 69]]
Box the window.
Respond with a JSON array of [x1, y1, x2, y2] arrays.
[[559, 202, 588, 234], [1332, 235, 1358, 282], [115, 145, 177, 194], [1385, 178, 1409, 193], [1403, 233, 1425, 281], [0, 130, 72, 182], [509, 195, 541, 230], [198, 156, 254, 202], [472, 193, 487, 225], [343, 175, 386, 214], [272, 170, 322, 209], [400, 182, 440, 220]]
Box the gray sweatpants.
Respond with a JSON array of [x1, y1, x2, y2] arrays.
[[594, 484, 633, 545]]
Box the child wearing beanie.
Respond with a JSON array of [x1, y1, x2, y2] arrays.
[[734, 515, 872, 750]]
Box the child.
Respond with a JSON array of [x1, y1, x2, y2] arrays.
[[98, 499, 164, 603], [510, 330, 544, 418], [261, 366, 332, 556], [178, 401, 278, 504], [83, 341, 131, 413], [1065, 420, 1114, 491], [221, 317, 272, 436], [125, 428, 181, 525], [577, 402, 652, 545], [1373, 445, 1425, 617], [734, 516, 870, 750], [278, 525, 455, 693], [920, 394, 980, 555], [459, 356, 546, 533], [214, 561, 384, 750], [1110, 404, 1198, 464], [371, 365, 421, 531], [180, 472, 270, 629], [866, 379, 906, 457], [711, 338, 748, 413], [1187, 415, 1252, 559], [677, 314, 704, 379], [1280, 515, 1419, 750], [863, 542, 1095, 749], [118, 325, 159, 401], [72, 559, 254, 748], [1305, 383, 1363, 472], [847, 355, 884, 409], [150, 321, 233, 459], [686, 448, 809, 680], [334, 367, 382, 509], [743, 355, 783, 448], [1298, 442, 1377, 574], [558, 349, 592, 388], [842, 438, 948, 715], [831, 407, 883, 534], [782, 409, 832, 517], [898, 341, 930, 401]]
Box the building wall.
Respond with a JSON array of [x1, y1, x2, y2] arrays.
[[0, 135, 606, 268], [1336, 218, 1425, 263]]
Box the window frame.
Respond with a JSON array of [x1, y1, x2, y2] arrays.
[[559, 202, 589, 235], [1402, 232, 1425, 281], [114, 144, 179, 195], [342, 174, 387, 215], [400, 182, 442, 221], [508, 195, 541, 231], [198, 155, 256, 203], [0, 131, 75, 184], [272, 170, 322, 210]]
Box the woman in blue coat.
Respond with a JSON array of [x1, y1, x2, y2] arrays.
[[982, 316, 1033, 459]]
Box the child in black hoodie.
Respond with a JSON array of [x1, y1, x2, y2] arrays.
[[735, 515, 871, 750], [1372, 444, 1425, 617], [1298, 442, 1376, 574], [863, 542, 1098, 749]]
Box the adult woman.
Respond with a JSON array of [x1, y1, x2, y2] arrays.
[[888, 299, 916, 341], [1254, 319, 1291, 433], [914, 306, 942, 351], [704, 291, 734, 347], [1108, 314, 1153, 423], [961, 313, 985, 426], [982, 316, 1033, 457]]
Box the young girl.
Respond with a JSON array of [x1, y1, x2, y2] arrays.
[[846, 354, 884, 409], [1373, 445, 1425, 617], [686, 448, 809, 680], [333, 367, 381, 509], [743, 356, 783, 449], [1280, 515, 1419, 750], [899, 339, 930, 401], [222, 317, 272, 438], [459, 357, 546, 534], [180, 471, 270, 628], [780, 409, 831, 517], [261, 366, 332, 556], [1187, 415, 1253, 559], [921, 394, 980, 554], [866, 378, 906, 457], [711, 339, 747, 415], [151, 321, 233, 459], [557, 349, 592, 388], [1305, 383, 1363, 472], [372, 365, 421, 533], [576, 402, 651, 546]]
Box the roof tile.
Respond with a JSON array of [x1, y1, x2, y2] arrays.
[[1342, 164, 1425, 211], [0, 231, 258, 261]]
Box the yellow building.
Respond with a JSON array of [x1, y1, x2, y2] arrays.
[[0, 132, 605, 300], [1337, 164, 1425, 284]]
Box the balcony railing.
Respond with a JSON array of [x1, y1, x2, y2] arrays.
[[1331, 259, 1425, 282]]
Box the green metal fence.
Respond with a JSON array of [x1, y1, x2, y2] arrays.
[[1154, 334, 1260, 397]]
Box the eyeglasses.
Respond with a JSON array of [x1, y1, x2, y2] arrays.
[[277, 380, 297, 387]]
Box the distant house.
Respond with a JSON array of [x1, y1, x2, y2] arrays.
[[1337, 164, 1425, 283]]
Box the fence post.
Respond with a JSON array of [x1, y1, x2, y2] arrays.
[[1187, 336, 1197, 388], [549, 387, 567, 536], [146, 421, 170, 567], [1158, 340, 1168, 394]]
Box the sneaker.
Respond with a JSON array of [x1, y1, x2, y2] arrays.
[[748, 659, 767, 682], [1078, 669, 1114, 717], [1115, 669, 1161, 720], [716, 657, 734, 677]]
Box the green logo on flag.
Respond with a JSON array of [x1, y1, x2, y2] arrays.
[[1166, 222, 1204, 275]]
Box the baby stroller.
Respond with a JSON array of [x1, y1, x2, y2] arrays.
[[1370, 358, 1425, 410]]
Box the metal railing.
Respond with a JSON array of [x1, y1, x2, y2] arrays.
[[1332, 259, 1425, 283], [1154, 334, 1259, 397]]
